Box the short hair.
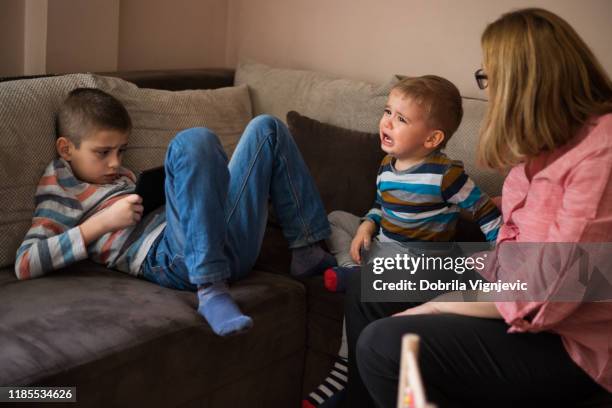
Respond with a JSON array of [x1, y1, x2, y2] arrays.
[[391, 75, 463, 148], [57, 88, 132, 146], [479, 8, 612, 169]]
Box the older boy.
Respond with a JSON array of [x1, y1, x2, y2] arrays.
[[16, 88, 335, 336]]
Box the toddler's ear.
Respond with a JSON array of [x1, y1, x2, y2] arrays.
[[425, 130, 445, 149], [56, 137, 72, 160]]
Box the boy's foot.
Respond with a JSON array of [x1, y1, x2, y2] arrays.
[[291, 243, 337, 278], [324, 266, 360, 293], [197, 281, 253, 336], [302, 357, 348, 408]]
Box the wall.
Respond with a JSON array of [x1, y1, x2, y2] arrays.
[[46, 0, 120, 73], [23, 0, 48, 75], [118, 0, 227, 71], [226, 0, 612, 98], [0, 0, 610, 93], [0, 0, 228, 76], [0, 0, 25, 76]]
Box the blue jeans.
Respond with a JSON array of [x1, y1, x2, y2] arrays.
[[142, 115, 330, 291]]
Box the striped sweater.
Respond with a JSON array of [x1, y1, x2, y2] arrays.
[[365, 152, 501, 242], [15, 158, 166, 280]]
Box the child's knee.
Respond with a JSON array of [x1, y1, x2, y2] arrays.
[[168, 128, 225, 160], [243, 114, 286, 145], [328, 210, 360, 230], [328, 210, 349, 226], [249, 114, 281, 130]]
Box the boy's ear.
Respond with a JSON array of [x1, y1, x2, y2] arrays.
[[56, 137, 73, 161], [424, 130, 445, 149]]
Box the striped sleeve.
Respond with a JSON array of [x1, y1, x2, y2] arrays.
[[441, 164, 502, 242], [364, 195, 383, 226], [14, 180, 88, 280], [364, 157, 390, 226], [15, 221, 88, 280]]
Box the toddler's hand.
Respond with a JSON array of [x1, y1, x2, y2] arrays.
[[98, 194, 144, 232], [350, 220, 377, 264]]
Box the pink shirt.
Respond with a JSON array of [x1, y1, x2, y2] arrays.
[[494, 114, 612, 392]]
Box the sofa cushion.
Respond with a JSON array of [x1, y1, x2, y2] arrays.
[[0, 263, 305, 405], [235, 61, 396, 134], [92, 75, 252, 173], [439, 96, 506, 196], [287, 111, 385, 217], [0, 74, 97, 270]]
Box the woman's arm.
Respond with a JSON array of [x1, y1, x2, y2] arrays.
[[394, 291, 503, 319]]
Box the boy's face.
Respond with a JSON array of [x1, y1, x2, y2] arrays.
[[379, 90, 443, 168], [56, 129, 129, 184]]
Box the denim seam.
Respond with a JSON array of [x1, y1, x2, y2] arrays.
[[225, 134, 267, 223], [278, 148, 314, 245]]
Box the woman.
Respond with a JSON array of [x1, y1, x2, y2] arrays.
[[348, 8, 612, 407]]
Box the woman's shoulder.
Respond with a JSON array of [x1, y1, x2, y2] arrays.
[[582, 113, 612, 147], [557, 113, 612, 164]]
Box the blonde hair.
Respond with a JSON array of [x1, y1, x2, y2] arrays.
[[478, 8, 612, 169], [392, 76, 463, 148]]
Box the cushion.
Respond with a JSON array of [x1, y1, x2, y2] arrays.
[[0, 74, 98, 270], [287, 111, 385, 217], [0, 263, 305, 406], [92, 75, 253, 173], [235, 61, 396, 134], [438, 96, 506, 196]]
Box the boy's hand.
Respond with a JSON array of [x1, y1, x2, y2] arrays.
[[101, 194, 144, 232], [350, 220, 377, 264], [79, 194, 144, 246]]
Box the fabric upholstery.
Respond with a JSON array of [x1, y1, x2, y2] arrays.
[[0, 264, 305, 406], [0, 74, 97, 270], [440, 96, 506, 196], [287, 111, 385, 217], [92, 75, 252, 173], [235, 61, 396, 134]]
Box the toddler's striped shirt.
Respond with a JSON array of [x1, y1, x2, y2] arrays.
[[365, 152, 501, 242], [15, 158, 166, 280]]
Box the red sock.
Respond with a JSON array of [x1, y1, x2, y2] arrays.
[[302, 400, 316, 408], [324, 268, 338, 292]]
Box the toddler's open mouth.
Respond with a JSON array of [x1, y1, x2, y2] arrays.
[[381, 132, 393, 146]]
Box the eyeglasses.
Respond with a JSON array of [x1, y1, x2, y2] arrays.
[[474, 68, 488, 90]]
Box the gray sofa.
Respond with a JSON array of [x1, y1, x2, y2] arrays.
[[0, 65, 351, 408], [0, 62, 609, 408]]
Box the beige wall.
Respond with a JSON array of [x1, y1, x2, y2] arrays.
[[0, 0, 25, 76], [118, 0, 227, 71], [24, 0, 48, 75], [1, 0, 610, 89], [226, 0, 612, 98], [46, 0, 120, 73], [0, 0, 227, 76]]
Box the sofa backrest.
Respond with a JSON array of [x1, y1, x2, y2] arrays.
[[235, 61, 506, 199], [445, 97, 506, 197], [0, 74, 98, 270]]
